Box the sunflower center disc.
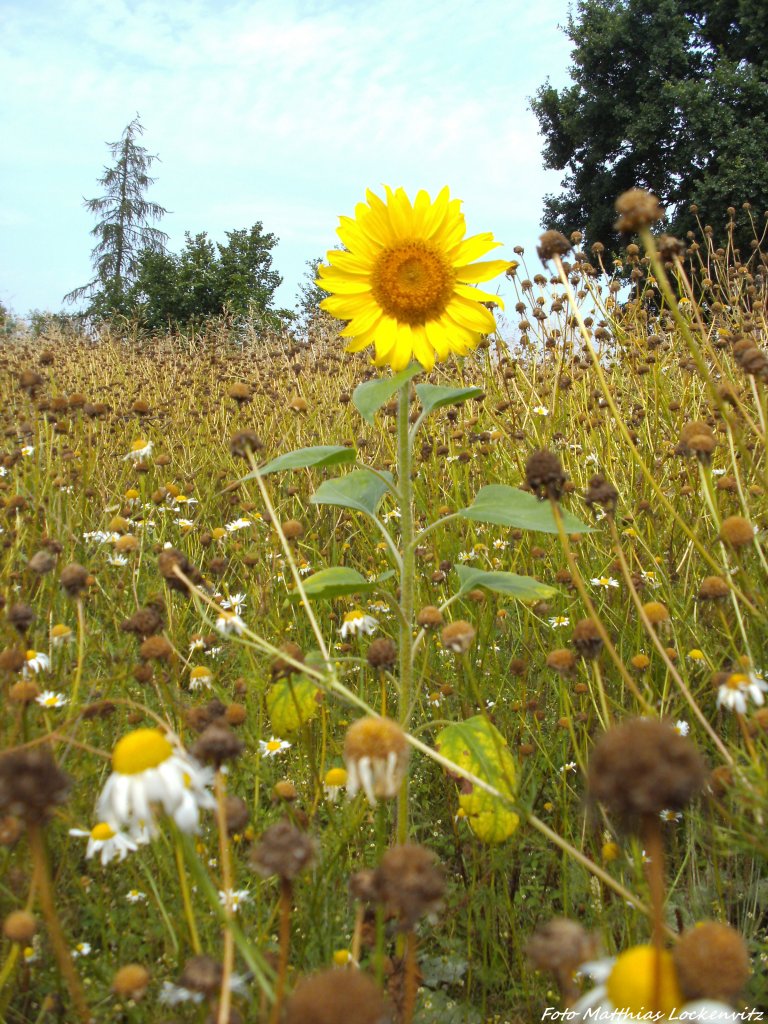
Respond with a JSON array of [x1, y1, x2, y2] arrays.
[[371, 239, 455, 325], [113, 728, 173, 775]]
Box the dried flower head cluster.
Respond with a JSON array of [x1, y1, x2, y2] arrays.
[[0, 747, 71, 823]]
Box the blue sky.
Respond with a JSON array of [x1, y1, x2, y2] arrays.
[[1, 0, 574, 318]]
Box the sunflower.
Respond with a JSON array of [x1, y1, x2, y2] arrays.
[[317, 186, 509, 371]]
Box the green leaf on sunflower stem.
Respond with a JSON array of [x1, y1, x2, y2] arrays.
[[288, 566, 394, 601], [454, 565, 556, 601], [435, 716, 519, 844], [310, 468, 394, 516], [352, 362, 422, 424], [250, 445, 356, 477], [458, 484, 591, 533], [415, 383, 484, 417]]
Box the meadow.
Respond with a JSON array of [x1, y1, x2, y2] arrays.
[[1, 205, 767, 1023]]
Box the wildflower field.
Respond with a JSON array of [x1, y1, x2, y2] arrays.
[[1, 190, 767, 1023]]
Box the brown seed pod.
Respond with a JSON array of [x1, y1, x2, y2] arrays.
[[719, 515, 754, 547], [537, 230, 572, 263], [588, 718, 706, 828], [698, 576, 730, 600], [571, 619, 603, 660], [525, 449, 567, 500], [60, 563, 89, 598], [3, 910, 37, 944], [441, 620, 476, 654], [0, 748, 71, 823], [112, 963, 151, 1000], [284, 969, 392, 1024], [614, 188, 665, 232], [229, 430, 263, 458], [249, 819, 317, 880], [546, 648, 577, 677], [673, 922, 750, 1001], [584, 474, 618, 513], [416, 605, 443, 628], [191, 721, 244, 767], [366, 637, 397, 670], [372, 844, 445, 929]]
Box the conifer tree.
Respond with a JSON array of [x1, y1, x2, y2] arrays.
[[65, 115, 168, 313]]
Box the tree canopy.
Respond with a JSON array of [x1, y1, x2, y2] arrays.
[[531, 0, 768, 250]]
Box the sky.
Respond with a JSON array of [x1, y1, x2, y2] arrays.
[[1, 0, 575, 319]]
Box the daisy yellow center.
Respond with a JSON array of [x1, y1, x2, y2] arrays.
[[266, 740, 282, 752], [26, 650, 37, 660], [325, 767, 347, 786], [113, 728, 173, 774], [370, 239, 455, 325], [131, 440, 147, 451], [190, 667, 211, 678], [726, 673, 748, 689], [605, 945, 682, 1014], [344, 609, 365, 623], [51, 624, 71, 638], [90, 822, 116, 840]]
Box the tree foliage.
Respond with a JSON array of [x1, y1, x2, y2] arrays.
[[128, 224, 283, 330], [531, 0, 768, 249], [65, 115, 168, 313]]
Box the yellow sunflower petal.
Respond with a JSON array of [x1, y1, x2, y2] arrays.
[[450, 233, 501, 265], [337, 215, 379, 254], [326, 250, 374, 274], [384, 186, 414, 238], [445, 296, 497, 333], [420, 186, 451, 238], [454, 258, 510, 283], [339, 305, 383, 337], [319, 294, 371, 317], [315, 274, 371, 295], [454, 283, 503, 307], [411, 326, 436, 370], [424, 319, 452, 360]]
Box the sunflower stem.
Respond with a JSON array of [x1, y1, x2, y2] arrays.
[[396, 381, 415, 846]]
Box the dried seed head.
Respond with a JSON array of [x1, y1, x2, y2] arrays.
[[158, 548, 203, 594], [0, 748, 71, 823], [588, 718, 706, 828], [546, 648, 577, 677], [584, 474, 618, 513], [416, 605, 443, 628], [614, 189, 665, 232], [673, 922, 751, 1001], [60, 563, 89, 598], [191, 721, 244, 767], [227, 382, 252, 404], [179, 955, 222, 997], [138, 635, 173, 661], [441, 620, 476, 654], [0, 648, 27, 673], [229, 430, 263, 458], [525, 449, 567, 500], [372, 844, 445, 929], [526, 917, 599, 975], [223, 795, 249, 834], [270, 642, 304, 679], [719, 516, 754, 547], [698, 576, 730, 601], [281, 519, 304, 540], [366, 637, 397, 670], [112, 963, 151, 1000], [284, 969, 391, 1024], [572, 619, 603, 660], [7, 603, 34, 634], [537, 230, 572, 263], [120, 605, 165, 638], [656, 234, 686, 261], [28, 550, 57, 575], [249, 819, 317, 880], [642, 601, 669, 625], [3, 910, 37, 944]]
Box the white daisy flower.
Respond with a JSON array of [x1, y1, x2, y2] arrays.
[[220, 592, 246, 613], [258, 737, 292, 758], [218, 888, 251, 913], [125, 889, 147, 903], [21, 445, 35, 456], [23, 650, 50, 675], [548, 616, 571, 629], [323, 767, 347, 803], [68, 822, 141, 865], [225, 517, 252, 532], [107, 554, 129, 566], [50, 623, 74, 646], [381, 508, 401, 522], [215, 611, 246, 636], [659, 809, 682, 823], [339, 609, 378, 638], [36, 690, 68, 709], [188, 666, 214, 691], [532, 405, 549, 416], [674, 719, 690, 736], [72, 942, 92, 958], [97, 728, 215, 838], [591, 576, 619, 589], [175, 517, 195, 529], [717, 672, 768, 715], [159, 982, 205, 1006], [123, 439, 153, 460]]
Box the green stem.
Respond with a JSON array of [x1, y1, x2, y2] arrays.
[[397, 381, 415, 845]]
